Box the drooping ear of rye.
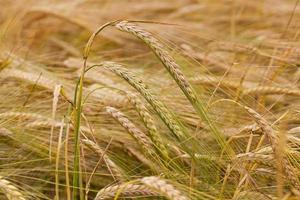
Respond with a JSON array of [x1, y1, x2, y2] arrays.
[[83, 20, 233, 157], [244, 106, 300, 190]]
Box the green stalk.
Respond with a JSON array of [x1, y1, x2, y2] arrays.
[[64, 105, 72, 200], [72, 64, 85, 200]]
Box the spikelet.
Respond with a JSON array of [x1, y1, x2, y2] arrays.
[[25, 119, 63, 128], [190, 75, 240, 90], [238, 123, 262, 134], [82, 139, 124, 180], [105, 106, 154, 155], [243, 86, 300, 96], [236, 152, 274, 167], [94, 182, 157, 200], [25, 118, 91, 134], [140, 176, 189, 200], [126, 92, 168, 158], [0, 112, 48, 120], [244, 106, 300, 190], [0, 176, 26, 200]]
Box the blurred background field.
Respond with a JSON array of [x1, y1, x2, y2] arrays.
[[0, 0, 300, 199]]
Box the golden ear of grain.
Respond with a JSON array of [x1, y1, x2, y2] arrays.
[[94, 182, 158, 200], [236, 152, 274, 167], [114, 21, 196, 102], [105, 106, 154, 154], [24, 116, 90, 131], [0, 112, 48, 120], [242, 86, 300, 96], [0, 176, 26, 200], [244, 106, 300, 190], [126, 92, 169, 158], [190, 75, 240, 90], [140, 176, 189, 200], [25, 119, 63, 128]]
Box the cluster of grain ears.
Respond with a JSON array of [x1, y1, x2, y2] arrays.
[[244, 106, 300, 190], [100, 62, 186, 140]]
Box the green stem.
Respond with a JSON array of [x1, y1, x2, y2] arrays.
[[72, 64, 86, 200]]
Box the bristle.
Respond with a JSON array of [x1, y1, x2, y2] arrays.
[[82, 139, 125, 180]]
